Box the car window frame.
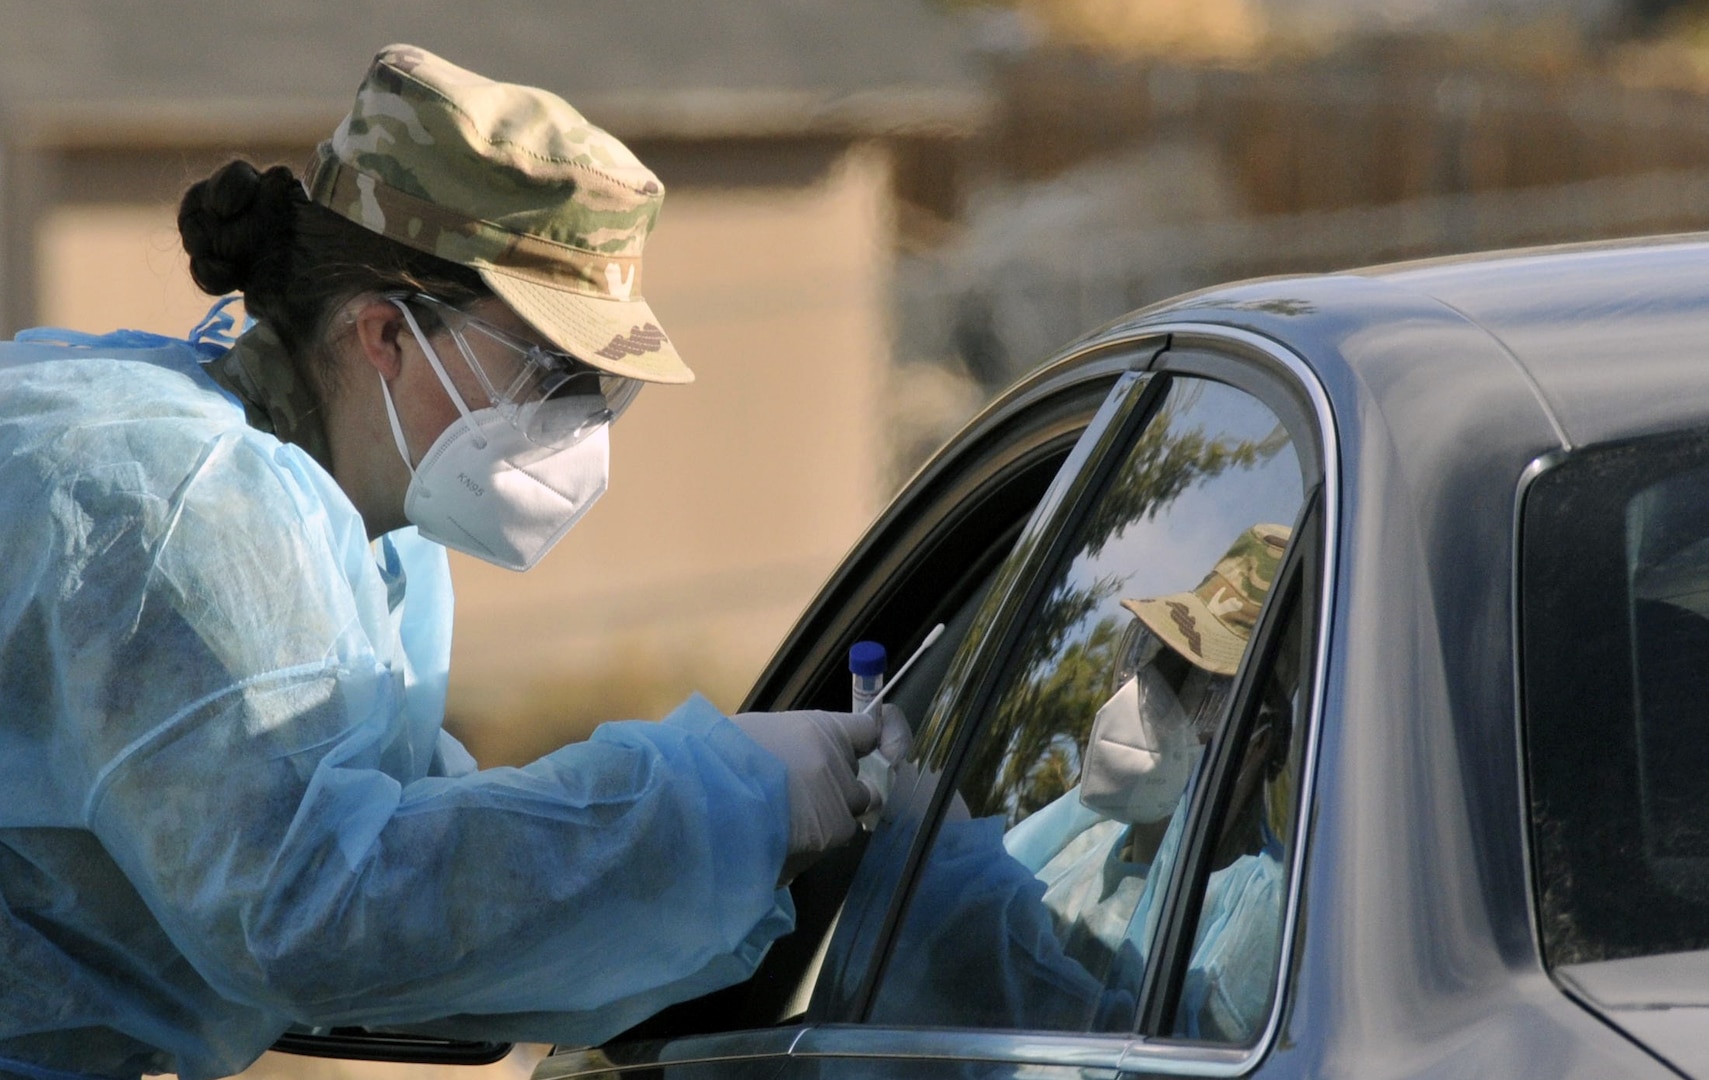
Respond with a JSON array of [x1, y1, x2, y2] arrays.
[[1136, 331, 1336, 1069], [827, 328, 1338, 1075], [1134, 331, 1336, 1070], [548, 325, 1340, 1080]]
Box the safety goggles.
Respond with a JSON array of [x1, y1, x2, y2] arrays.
[[1111, 617, 1232, 742], [397, 293, 643, 449]]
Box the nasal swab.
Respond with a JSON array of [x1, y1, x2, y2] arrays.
[[863, 623, 945, 715], [855, 622, 946, 827]]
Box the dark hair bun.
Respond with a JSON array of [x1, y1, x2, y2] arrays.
[[177, 160, 304, 298]]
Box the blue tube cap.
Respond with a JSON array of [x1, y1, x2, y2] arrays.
[[849, 640, 887, 676]]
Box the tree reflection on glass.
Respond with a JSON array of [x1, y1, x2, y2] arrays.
[[963, 382, 1290, 823]]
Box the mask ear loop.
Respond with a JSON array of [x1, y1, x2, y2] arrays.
[[390, 298, 488, 451], [378, 371, 418, 479]]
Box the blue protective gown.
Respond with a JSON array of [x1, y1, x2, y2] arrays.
[[0, 338, 795, 1080]]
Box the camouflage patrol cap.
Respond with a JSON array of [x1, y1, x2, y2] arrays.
[[1122, 523, 1293, 676], [304, 44, 690, 383]]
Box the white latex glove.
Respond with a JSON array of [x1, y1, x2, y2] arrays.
[[876, 702, 912, 762], [730, 708, 882, 881], [856, 704, 913, 828]]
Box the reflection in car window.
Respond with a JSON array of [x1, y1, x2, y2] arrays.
[[1526, 438, 1709, 965], [869, 375, 1306, 1033], [1170, 592, 1306, 1044]]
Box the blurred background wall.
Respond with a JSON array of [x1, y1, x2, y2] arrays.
[[7, 0, 1709, 760], [895, 0, 1709, 420]]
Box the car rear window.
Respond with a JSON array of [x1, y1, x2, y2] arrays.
[[1523, 432, 1709, 966]]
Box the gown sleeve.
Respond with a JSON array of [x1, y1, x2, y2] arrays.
[[39, 364, 793, 1045]]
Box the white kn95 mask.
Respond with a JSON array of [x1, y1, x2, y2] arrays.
[[381, 299, 610, 571]]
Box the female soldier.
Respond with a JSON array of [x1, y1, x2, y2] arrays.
[[0, 45, 878, 1080]]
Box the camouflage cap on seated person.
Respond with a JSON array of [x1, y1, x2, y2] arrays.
[[1123, 522, 1293, 676], [303, 43, 690, 383]]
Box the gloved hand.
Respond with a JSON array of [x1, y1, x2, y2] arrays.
[[876, 701, 912, 763], [730, 708, 882, 882], [856, 704, 913, 828]]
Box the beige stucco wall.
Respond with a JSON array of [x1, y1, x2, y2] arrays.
[[36, 143, 894, 765], [37, 203, 223, 336]]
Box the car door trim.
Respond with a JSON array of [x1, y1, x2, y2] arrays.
[[534, 1028, 808, 1080], [1512, 449, 1568, 975], [792, 1025, 1132, 1069]]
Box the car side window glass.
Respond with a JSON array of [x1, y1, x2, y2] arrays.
[[1524, 439, 1709, 966], [1168, 585, 1306, 1044], [868, 374, 1306, 1033]]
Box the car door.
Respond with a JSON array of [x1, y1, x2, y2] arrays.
[[535, 329, 1334, 1080]]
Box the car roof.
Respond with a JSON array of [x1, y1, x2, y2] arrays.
[[1087, 231, 1709, 452], [1362, 233, 1709, 449]]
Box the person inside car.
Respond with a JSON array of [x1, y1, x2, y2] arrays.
[[0, 44, 883, 1080]]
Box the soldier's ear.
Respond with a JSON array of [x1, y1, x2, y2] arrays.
[[350, 299, 407, 380]]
